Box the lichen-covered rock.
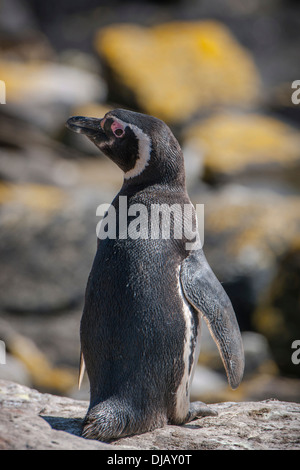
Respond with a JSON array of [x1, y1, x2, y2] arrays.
[[95, 21, 260, 123], [195, 186, 300, 330], [199, 186, 300, 279], [184, 112, 300, 181]]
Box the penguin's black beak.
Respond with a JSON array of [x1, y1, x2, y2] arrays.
[[66, 116, 104, 138]]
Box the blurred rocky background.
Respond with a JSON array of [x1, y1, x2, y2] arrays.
[[0, 0, 300, 404]]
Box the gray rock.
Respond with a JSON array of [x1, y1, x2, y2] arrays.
[[0, 185, 114, 314], [0, 379, 299, 450], [0, 353, 31, 386], [0, 380, 117, 450], [192, 184, 300, 331]]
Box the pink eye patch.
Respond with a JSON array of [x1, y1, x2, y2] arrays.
[[111, 120, 125, 137]]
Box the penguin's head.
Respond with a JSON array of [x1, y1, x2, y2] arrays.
[[66, 109, 184, 185]]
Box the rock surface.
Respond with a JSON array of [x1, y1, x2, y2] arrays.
[[0, 379, 299, 450], [184, 111, 300, 183], [95, 21, 260, 124], [192, 186, 300, 331], [1, 0, 300, 435]]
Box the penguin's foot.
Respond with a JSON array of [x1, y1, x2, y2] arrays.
[[185, 401, 218, 423], [81, 402, 130, 442]]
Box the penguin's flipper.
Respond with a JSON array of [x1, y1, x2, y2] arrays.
[[180, 250, 244, 389]]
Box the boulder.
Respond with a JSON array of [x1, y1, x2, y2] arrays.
[[0, 59, 107, 133], [0, 181, 116, 314], [0, 316, 78, 395], [183, 111, 300, 184], [0, 379, 299, 450], [0, 379, 116, 450], [95, 21, 260, 124], [193, 185, 300, 330]]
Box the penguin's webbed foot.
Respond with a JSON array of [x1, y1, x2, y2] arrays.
[[185, 401, 218, 423]]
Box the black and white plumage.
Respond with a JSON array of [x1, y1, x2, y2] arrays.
[[66, 109, 244, 442]]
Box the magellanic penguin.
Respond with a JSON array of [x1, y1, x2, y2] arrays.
[[66, 109, 244, 442]]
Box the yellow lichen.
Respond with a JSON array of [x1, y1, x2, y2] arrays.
[[185, 112, 300, 174], [0, 183, 66, 212], [95, 21, 260, 123], [0, 60, 53, 102]]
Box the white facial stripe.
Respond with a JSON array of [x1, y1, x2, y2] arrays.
[[112, 117, 152, 179]]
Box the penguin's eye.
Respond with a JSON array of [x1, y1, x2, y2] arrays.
[[114, 128, 124, 137], [111, 121, 125, 138]]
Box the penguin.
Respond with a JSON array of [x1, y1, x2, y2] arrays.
[[66, 109, 244, 442]]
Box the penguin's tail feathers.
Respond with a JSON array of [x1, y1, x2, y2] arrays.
[[81, 400, 134, 442]]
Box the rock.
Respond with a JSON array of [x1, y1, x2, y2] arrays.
[[0, 110, 81, 186], [95, 21, 260, 124], [240, 374, 300, 404], [0, 317, 78, 394], [0, 379, 299, 450], [1, 309, 81, 369], [116, 400, 300, 451], [253, 237, 300, 378], [183, 111, 300, 184], [194, 185, 300, 330], [0, 59, 107, 133], [0, 59, 106, 106], [0, 181, 116, 314], [0, 380, 117, 450]]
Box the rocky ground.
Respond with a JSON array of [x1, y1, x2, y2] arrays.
[[0, 0, 300, 434], [0, 379, 299, 450]]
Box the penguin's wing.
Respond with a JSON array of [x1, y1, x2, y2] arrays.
[[180, 249, 244, 389]]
